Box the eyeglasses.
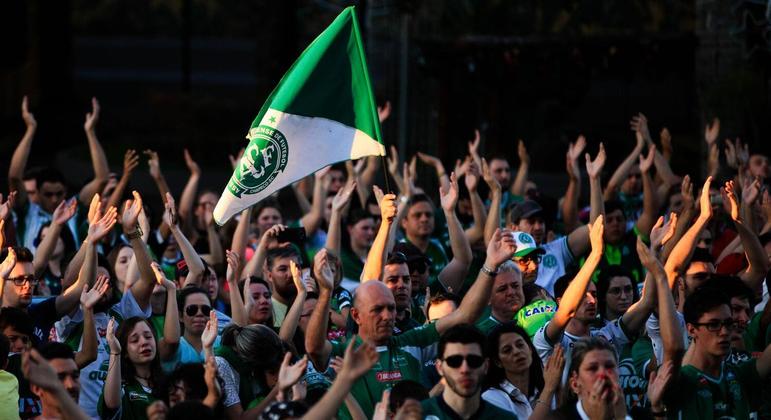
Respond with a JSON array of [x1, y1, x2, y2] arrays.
[[184, 304, 212, 317], [607, 286, 634, 296], [515, 254, 541, 265], [443, 354, 485, 369], [7, 275, 38, 287], [42, 190, 65, 198], [693, 319, 737, 332]]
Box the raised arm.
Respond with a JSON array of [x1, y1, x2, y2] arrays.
[[23, 349, 90, 420], [463, 160, 487, 245], [301, 340, 378, 420], [0, 249, 18, 303], [225, 250, 247, 326], [631, 113, 680, 187], [278, 261, 307, 343], [635, 145, 659, 236], [360, 189, 397, 282], [620, 263, 655, 333], [178, 149, 201, 228], [76, 275, 110, 368], [78, 98, 110, 205], [417, 152, 450, 194], [386, 145, 405, 195], [724, 181, 771, 291], [122, 192, 157, 310], [9, 96, 37, 206], [103, 317, 122, 411], [562, 136, 586, 231], [437, 172, 472, 294], [299, 167, 329, 237], [604, 131, 645, 201], [664, 177, 712, 289], [304, 249, 334, 370], [661, 176, 694, 262], [511, 140, 530, 197], [482, 158, 503, 243], [325, 181, 357, 256], [435, 227, 517, 334], [144, 150, 171, 207], [55, 207, 117, 316], [545, 216, 604, 343], [230, 208, 251, 276], [33, 198, 77, 277], [243, 224, 285, 278], [154, 263, 180, 361], [104, 150, 139, 214]]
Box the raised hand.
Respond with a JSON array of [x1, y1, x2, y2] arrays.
[[201, 311, 218, 350], [0, 192, 16, 224], [277, 352, 308, 392], [313, 249, 334, 292], [630, 112, 651, 144], [290, 260, 306, 295], [340, 338, 379, 380], [0, 248, 17, 280], [439, 172, 459, 212], [698, 176, 713, 221], [464, 161, 480, 192], [723, 180, 740, 222], [22, 349, 62, 392], [373, 390, 391, 420], [589, 214, 605, 252], [742, 177, 761, 206], [87, 194, 102, 225], [379, 192, 397, 224], [377, 100, 392, 123], [21, 95, 36, 128], [636, 236, 664, 275], [517, 140, 530, 165], [680, 175, 694, 213], [704, 118, 720, 146], [481, 157, 501, 192], [144, 150, 162, 179], [204, 355, 221, 400], [660, 128, 673, 154], [331, 181, 356, 213], [84, 97, 101, 133], [88, 206, 118, 242], [124, 149, 139, 176], [468, 129, 481, 159], [648, 360, 674, 410], [162, 192, 178, 227], [106, 317, 121, 355], [52, 198, 78, 226], [261, 224, 288, 249], [649, 213, 677, 251], [567, 135, 586, 179], [386, 145, 401, 176], [121, 191, 143, 233], [484, 229, 518, 270], [81, 275, 110, 310], [585, 142, 606, 179], [225, 249, 241, 285], [639, 144, 656, 173], [228, 148, 245, 170], [416, 152, 443, 172], [151, 262, 175, 289], [183, 149, 201, 177], [542, 344, 565, 393]]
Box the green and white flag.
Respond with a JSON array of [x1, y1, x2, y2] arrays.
[[214, 6, 385, 225]]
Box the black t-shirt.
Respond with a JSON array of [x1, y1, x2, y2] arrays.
[[28, 297, 58, 346]]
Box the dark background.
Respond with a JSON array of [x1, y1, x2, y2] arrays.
[[1, 0, 770, 208]]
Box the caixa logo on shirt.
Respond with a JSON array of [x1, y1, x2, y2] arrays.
[[376, 370, 403, 382]]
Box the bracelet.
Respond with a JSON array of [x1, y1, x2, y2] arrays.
[[481, 264, 499, 277], [534, 399, 547, 405], [126, 226, 143, 240]]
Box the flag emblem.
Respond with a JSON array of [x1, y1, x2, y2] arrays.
[[228, 125, 289, 198]]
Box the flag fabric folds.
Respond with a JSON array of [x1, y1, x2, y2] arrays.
[[213, 6, 385, 225]]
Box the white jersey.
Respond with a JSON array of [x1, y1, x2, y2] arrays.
[[645, 312, 689, 367], [533, 318, 630, 386], [535, 236, 574, 296], [55, 291, 151, 419]]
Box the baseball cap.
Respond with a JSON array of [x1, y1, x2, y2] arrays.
[[515, 299, 557, 338], [511, 232, 545, 258], [508, 200, 543, 224], [392, 242, 432, 272]]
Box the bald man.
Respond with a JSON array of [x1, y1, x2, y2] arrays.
[[306, 231, 517, 419]]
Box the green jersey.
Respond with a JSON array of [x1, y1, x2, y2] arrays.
[[421, 395, 517, 419], [330, 323, 440, 419], [665, 360, 762, 419], [475, 315, 503, 336], [98, 381, 156, 420], [618, 336, 652, 412]]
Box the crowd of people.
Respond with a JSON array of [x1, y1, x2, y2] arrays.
[[1, 95, 770, 420]]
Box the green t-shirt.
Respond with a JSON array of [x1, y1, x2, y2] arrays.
[[340, 247, 364, 281], [421, 395, 516, 419], [664, 360, 763, 419], [330, 323, 440, 419], [475, 315, 503, 336], [98, 381, 156, 420], [618, 337, 651, 413]]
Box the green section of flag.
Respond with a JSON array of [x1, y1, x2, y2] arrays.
[[252, 6, 382, 144]]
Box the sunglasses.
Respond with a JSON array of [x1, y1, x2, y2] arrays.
[[693, 319, 737, 332], [515, 254, 542, 265], [8, 275, 38, 287], [184, 304, 212, 317], [443, 354, 485, 369]]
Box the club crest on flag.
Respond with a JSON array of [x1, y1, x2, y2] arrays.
[[228, 124, 289, 198]]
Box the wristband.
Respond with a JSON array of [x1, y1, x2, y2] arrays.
[[126, 226, 143, 240], [481, 264, 499, 277]]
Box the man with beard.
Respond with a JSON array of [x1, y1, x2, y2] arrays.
[[263, 247, 302, 328], [31, 342, 82, 419], [475, 261, 525, 335], [422, 324, 510, 419], [306, 227, 518, 419]]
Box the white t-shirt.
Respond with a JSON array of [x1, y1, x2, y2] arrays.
[[645, 312, 689, 367], [482, 380, 533, 419], [532, 318, 630, 386], [55, 291, 151, 419], [535, 236, 574, 296]]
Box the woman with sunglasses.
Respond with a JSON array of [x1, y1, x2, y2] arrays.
[[99, 263, 179, 420], [482, 322, 564, 419], [160, 286, 219, 373]]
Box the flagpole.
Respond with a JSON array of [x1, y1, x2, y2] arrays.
[[379, 153, 392, 194]]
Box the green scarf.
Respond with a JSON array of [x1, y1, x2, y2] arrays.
[[214, 345, 256, 407]]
